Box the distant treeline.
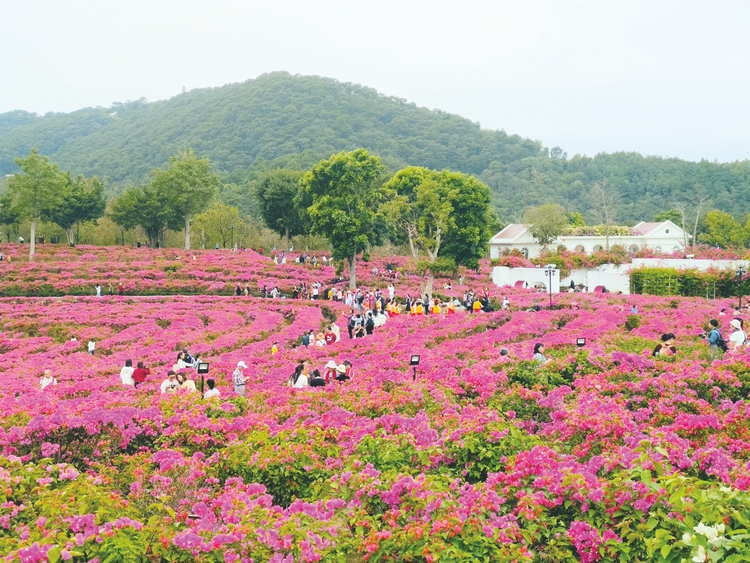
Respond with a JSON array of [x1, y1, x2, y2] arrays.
[[2, 71, 750, 224]]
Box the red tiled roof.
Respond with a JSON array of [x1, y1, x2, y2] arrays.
[[492, 224, 527, 241]]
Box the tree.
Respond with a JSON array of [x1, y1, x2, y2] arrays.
[[673, 194, 709, 250], [6, 148, 65, 258], [433, 170, 493, 273], [589, 181, 622, 251], [0, 191, 22, 243], [567, 212, 585, 227], [110, 184, 172, 246], [254, 169, 306, 250], [151, 149, 220, 250], [699, 210, 748, 248], [194, 202, 242, 249], [383, 167, 455, 298], [46, 172, 107, 245], [653, 209, 682, 224], [298, 149, 385, 289], [524, 203, 568, 247]]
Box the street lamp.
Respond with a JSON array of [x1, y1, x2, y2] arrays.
[[544, 264, 557, 309], [230, 225, 235, 250], [410, 354, 420, 381], [737, 265, 746, 309]]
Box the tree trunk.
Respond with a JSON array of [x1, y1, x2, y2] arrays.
[[285, 226, 290, 252], [30, 219, 36, 259], [184, 212, 191, 250], [65, 228, 75, 245], [424, 271, 435, 301], [347, 255, 357, 289]]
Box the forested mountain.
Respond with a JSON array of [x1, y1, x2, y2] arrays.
[[3, 71, 750, 224]]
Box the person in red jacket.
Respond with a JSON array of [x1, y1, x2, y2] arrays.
[[132, 361, 150, 388]]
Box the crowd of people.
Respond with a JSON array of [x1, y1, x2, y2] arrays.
[[287, 359, 353, 388]]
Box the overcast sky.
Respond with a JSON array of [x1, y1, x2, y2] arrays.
[[3, 1, 749, 162]]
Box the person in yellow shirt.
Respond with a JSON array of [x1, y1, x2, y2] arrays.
[[472, 299, 481, 314], [271, 342, 279, 355]]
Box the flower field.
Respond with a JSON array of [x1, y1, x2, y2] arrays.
[[2, 246, 750, 562]]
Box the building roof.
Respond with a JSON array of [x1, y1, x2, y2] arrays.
[[633, 222, 663, 235], [492, 224, 528, 241]]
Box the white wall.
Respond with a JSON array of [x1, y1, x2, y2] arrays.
[[492, 266, 560, 293]]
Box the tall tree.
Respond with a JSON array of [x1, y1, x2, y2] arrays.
[[523, 203, 568, 248], [151, 149, 220, 250], [438, 170, 493, 272], [46, 172, 107, 245], [254, 169, 306, 250], [298, 149, 385, 289], [589, 181, 621, 251], [6, 148, 65, 258], [194, 201, 242, 249], [673, 194, 709, 250], [383, 167, 455, 298], [110, 184, 172, 246]]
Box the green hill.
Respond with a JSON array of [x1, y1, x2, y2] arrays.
[[3, 71, 750, 224]]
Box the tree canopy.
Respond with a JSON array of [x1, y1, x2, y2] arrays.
[[524, 203, 568, 247], [254, 169, 306, 250], [299, 149, 385, 288]]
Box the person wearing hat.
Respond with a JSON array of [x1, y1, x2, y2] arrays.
[[729, 318, 748, 351], [233, 361, 248, 397], [324, 360, 338, 384], [335, 364, 350, 382]]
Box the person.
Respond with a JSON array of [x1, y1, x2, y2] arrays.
[[19, 236, 24, 244], [233, 361, 248, 397], [108, 284, 113, 296], [161, 371, 179, 394], [472, 299, 481, 314], [729, 319, 747, 351], [706, 319, 725, 352], [120, 359, 135, 386], [236, 284, 242, 296], [132, 361, 150, 388], [315, 332, 326, 347], [352, 313, 365, 338], [365, 312, 375, 335], [174, 352, 190, 370], [289, 363, 309, 388], [324, 329, 336, 346], [630, 304, 638, 313], [182, 348, 196, 366], [118, 283, 124, 296], [204, 378, 220, 400], [324, 360, 338, 384], [500, 348, 510, 356], [309, 369, 326, 387], [95, 284, 101, 297], [502, 296, 510, 310], [271, 342, 279, 355], [533, 343, 548, 364], [175, 372, 187, 390], [215, 243, 220, 250], [652, 333, 677, 357], [288, 364, 304, 387], [302, 330, 311, 347], [87, 340, 96, 355], [40, 369, 57, 390], [335, 363, 350, 382]]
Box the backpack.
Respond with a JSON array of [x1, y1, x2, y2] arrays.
[[716, 336, 729, 352]]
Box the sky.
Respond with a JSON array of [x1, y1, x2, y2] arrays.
[[2, 0, 749, 162]]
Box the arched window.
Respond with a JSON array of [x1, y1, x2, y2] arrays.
[[629, 245, 638, 253], [672, 246, 680, 252], [593, 244, 603, 252], [574, 245, 585, 253], [655, 246, 662, 253], [521, 248, 529, 259]]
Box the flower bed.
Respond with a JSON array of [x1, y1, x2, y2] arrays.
[[1, 246, 750, 561]]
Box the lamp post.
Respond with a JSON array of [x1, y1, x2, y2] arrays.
[[410, 355, 420, 381], [737, 265, 746, 309], [230, 225, 235, 250], [544, 264, 556, 309]]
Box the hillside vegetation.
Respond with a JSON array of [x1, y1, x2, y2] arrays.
[[3, 71, 750, 223]]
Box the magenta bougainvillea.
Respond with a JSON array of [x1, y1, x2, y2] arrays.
[[1, 244, 750, 562]]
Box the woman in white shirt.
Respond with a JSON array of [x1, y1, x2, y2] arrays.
[[120, 359, 135, 386], [729, 318, 747, 351], [289, 363, 309, 388]]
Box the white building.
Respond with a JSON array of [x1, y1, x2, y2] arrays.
[[489, 220, 688, 259]]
